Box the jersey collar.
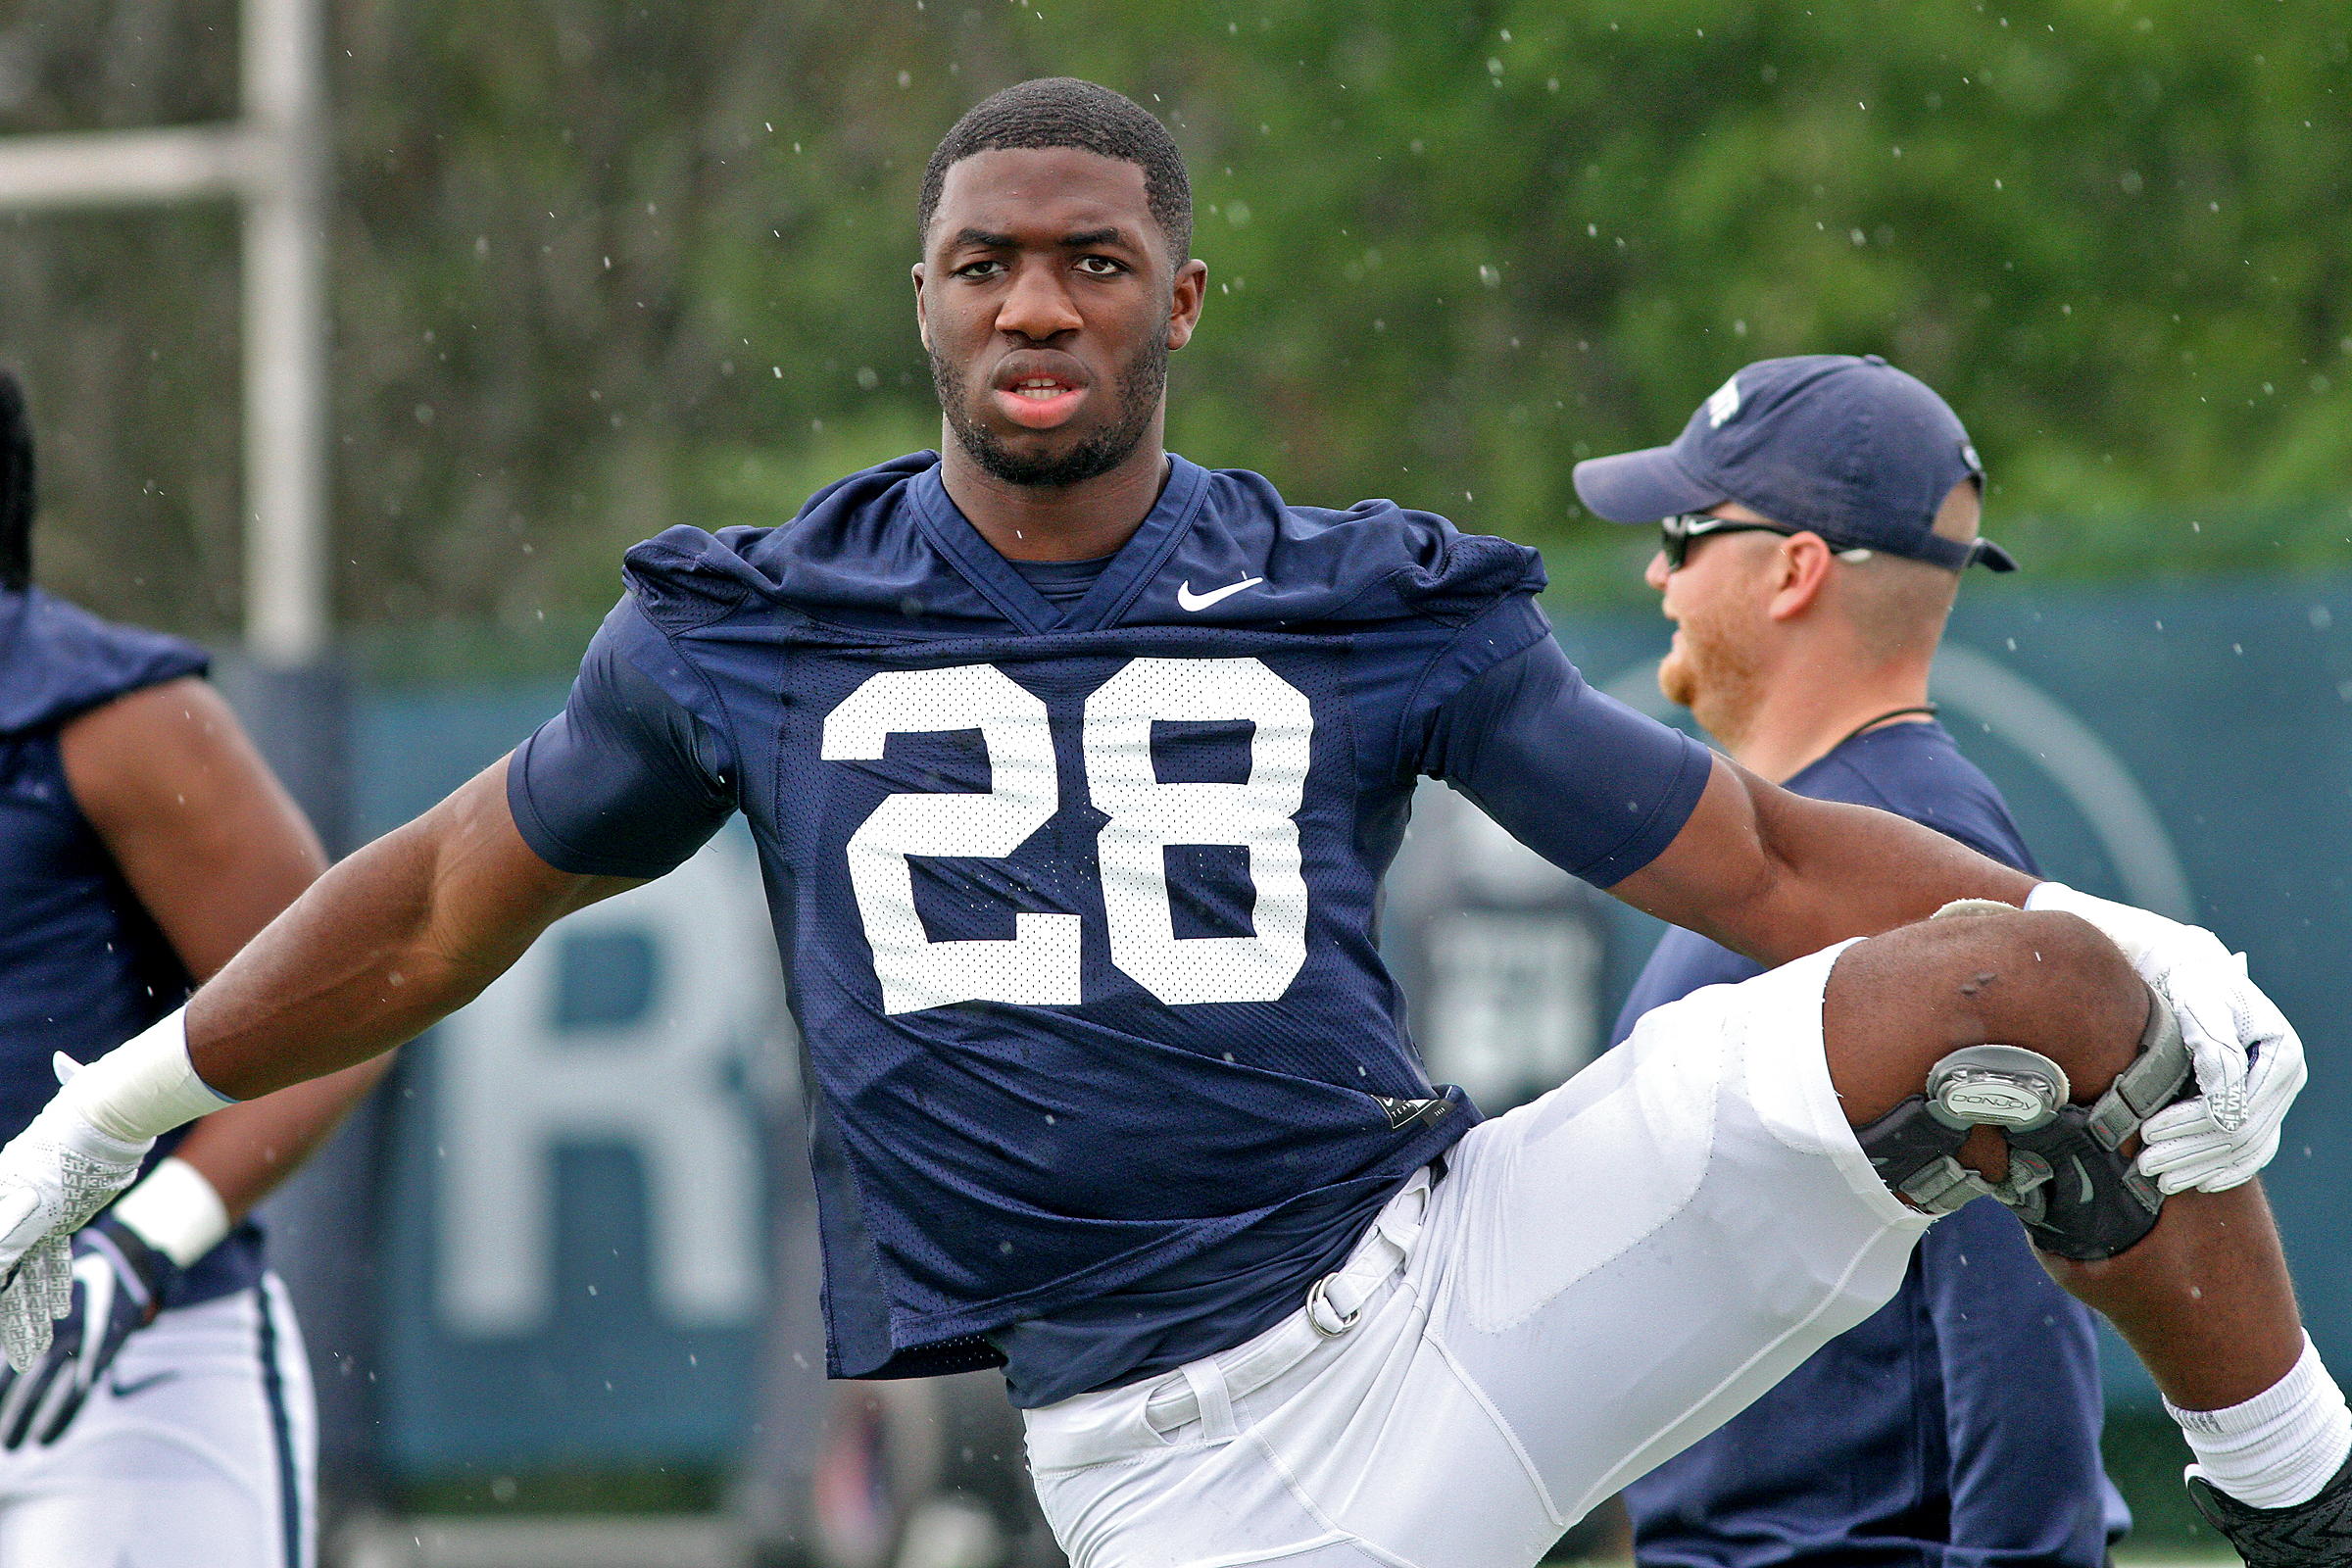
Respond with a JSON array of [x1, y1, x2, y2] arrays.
[[908, 457, 1213, 635]]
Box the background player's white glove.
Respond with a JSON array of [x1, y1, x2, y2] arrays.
[[0, 1084, 152, 1373], [0, 1212, 179, 1446], [2026, 882, 2306, 1195]]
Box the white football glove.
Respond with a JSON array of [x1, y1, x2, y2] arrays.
[[2133, 951, 2306, 1194], [0, 1063, 153, 1373], [2027, 883, 2306, 1195]]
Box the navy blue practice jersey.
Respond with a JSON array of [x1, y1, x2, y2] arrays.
[[511, 452, 1712, 1404], [0, 586, 266, 1307], [1609, 720, 2130, 1568]]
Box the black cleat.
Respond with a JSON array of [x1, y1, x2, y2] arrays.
[[2187, 1454, 2352, 1567]]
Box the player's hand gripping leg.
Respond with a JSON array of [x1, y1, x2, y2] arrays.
[[2025, 883, 2306, 1195], [1822, 910, 2352, 1563]]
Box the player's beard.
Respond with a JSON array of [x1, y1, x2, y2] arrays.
[[1657, 599, 1769, 753], [933, 333, 1167, 489]]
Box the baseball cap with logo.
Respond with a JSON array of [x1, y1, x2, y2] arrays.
[[1572, 354, 2016, 572]]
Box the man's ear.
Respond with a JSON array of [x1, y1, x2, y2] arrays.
[[911, 262, 930, 353], [1167, 259, 1208, 351], [1767, 534, 1836, 622]]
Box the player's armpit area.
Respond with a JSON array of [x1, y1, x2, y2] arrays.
[[1606, 751, 2035, 966], [59, 676, 327, 981], [184, 756, 642, 1102]]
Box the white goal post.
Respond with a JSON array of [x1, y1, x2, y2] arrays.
[[0, 0, 325, 665]]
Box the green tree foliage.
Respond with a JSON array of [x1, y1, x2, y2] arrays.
[[0, 0, 2344, 638]]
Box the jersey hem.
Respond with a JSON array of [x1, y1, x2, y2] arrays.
[[839, 1111, 1478, 1384]]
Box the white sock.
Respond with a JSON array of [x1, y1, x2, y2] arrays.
[[2169, 1334, 2352, 1509]]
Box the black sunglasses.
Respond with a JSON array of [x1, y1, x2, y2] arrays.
[[1657, 513, 1805, 570]]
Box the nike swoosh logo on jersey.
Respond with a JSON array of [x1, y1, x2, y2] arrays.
[[1175, 576, 1262, 612], [109, 1370, 180, 1400]]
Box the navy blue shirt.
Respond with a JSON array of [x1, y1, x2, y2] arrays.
[[507, 452, 1713, 1405], [0, 587, 266, 1308], [1009, 554, 1115, 607], [1609, 720, 2129, 1568]]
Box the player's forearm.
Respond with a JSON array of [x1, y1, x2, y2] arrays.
[[183, 828, 505, 1097], [184, 759, 614, 1101], [1730, 783, 2034, 962], [1615, 756, 2034, 965]]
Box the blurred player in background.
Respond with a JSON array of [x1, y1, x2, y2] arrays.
[[0, 370, 389, 1567], [0, 84, 2341, 1568], [1577, 355, 2132, 1568]]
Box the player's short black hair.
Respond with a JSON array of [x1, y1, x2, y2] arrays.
[[917, 77, 1192, 261], [0, 371, 32, 593]]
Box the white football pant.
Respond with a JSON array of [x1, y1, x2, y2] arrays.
[[0, 1273, 316, 1568], [1023, 941, 1936, 1568]]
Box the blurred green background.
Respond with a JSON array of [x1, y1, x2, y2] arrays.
[[3, 2, 2344, 1556], [1, 0, 2345, 647]]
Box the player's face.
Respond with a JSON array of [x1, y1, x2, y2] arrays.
[[1647, 502, 1779, 741], [914, 147, 1205, 488]]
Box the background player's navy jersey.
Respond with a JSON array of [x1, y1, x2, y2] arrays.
[[1608, 719, 2129, 1568], [0, 587, 265, 1308], [510, 452, 1713, 1405]]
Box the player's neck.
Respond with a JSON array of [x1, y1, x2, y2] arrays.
[[939, 427, 1174, 563], [1722, 662, 1935, 784]]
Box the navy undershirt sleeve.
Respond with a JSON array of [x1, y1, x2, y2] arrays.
[[1009, 553, 1114, 607], [1419, 627, 1713, 887], [507, 606, 738, 878]]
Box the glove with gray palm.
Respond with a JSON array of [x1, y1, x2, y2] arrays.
[[0, 1077, 152, 1373]]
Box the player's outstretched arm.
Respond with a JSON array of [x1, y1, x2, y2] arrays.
[[1607, 750, 2034, 963], [184, 753, 640, 1100], [1435, 636, 2296, 1199]]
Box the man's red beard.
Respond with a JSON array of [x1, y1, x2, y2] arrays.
[[1658, 601, 1769, 752]]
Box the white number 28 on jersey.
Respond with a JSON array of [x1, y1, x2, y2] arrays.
[[820, 658, 1312, 1014]]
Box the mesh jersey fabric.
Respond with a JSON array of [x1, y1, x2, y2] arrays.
[[1608, 719, 2130, 1568], [0, 587, 264, 1308], [508, 452, 1713, 1403]]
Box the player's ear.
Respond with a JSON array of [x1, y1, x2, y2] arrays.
[[1167, 258, 1207, 351], [1767, 533, 1835, 622], [911, 263, 931, 353]]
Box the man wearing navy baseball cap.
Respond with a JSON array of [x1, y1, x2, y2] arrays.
[[1580, 355, 2132, 1568], [1577, 351, 2014, 572]]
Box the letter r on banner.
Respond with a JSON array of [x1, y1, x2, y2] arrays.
[[433, 835, 782, 1337]]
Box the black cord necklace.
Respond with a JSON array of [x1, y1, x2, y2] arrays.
[[1831, 704, 1939, 752]]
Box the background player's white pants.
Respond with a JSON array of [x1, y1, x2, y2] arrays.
[[0, 1273, 317, 1568], [1022, 942, 1937, 1568]]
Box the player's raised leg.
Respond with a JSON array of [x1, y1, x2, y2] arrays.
[[1823, 907, 2352, 1563]]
